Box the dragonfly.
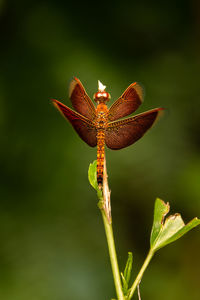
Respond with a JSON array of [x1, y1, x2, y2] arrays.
[[52, 77, 164, 187]]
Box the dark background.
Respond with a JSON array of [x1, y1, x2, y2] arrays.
[[1, 0, 200, 299]]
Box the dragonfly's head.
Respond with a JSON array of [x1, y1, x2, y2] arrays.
[[93, 80, 111, 103], [93, 91, 111, 103]]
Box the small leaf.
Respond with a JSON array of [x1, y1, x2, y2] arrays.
[[160, 217, 200, 247], [121, 272, 128, 295], [88, 161, 103, 201], [123, 252, 133, 285], [150, 198, 200, 252], [152, 213, 184, 250], [121, 252, 133, 295], [150, 198, 169, 247], [88, 160, 98, 190]]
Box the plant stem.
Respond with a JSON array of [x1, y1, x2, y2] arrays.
[[127, 249, 155, 299], [101, 210, 125, 300]]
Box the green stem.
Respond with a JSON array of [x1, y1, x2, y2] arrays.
[[127, 249, 155, 299], [101, 210, 125, 300]]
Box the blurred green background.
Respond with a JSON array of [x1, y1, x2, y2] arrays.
[[1, 0, 200, 299]]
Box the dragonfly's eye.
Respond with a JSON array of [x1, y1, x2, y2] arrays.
[[93, 92, 101, 100], [97, 92, 103, 98], [103, 92, 111, 101]]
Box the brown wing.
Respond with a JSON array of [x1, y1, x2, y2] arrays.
[[105, 108, 164, 150], [69, 77, 96, 120], [52, 99, 97, 147], [108, 82, 144, 121]]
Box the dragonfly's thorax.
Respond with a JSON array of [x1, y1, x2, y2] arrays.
[[96, 103, 109, 130]]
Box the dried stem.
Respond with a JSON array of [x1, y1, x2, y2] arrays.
[[102, 155, 112, 223]]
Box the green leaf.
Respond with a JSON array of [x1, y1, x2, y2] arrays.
[[150, 198, 169, 247], [159, 217, 200, 247], [121, 272, 128, 295], [88, 160, 103, 201], [123, 252, 133, 285], [121, 252, 133, 295], [88, 160, 98, 190], [150, 198, 200, 251]]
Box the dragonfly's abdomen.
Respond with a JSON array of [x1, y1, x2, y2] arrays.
[[97, 130, 105, 186], [96, 104, 108, 187]]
